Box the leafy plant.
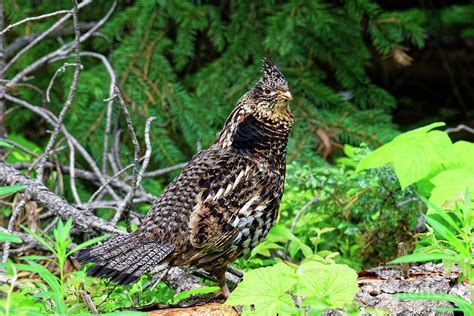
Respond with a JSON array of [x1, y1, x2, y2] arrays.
[[0, 262, 46, 316], [358, 123, 473, 313], [357, 122, 474, 206], [6, 219, 107, 314], [225, 261, 359, 315], [391, 190, 473, 281]]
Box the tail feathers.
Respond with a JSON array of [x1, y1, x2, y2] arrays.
[[76, 234, 174, 285]]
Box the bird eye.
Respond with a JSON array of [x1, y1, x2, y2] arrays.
[[264, 88, 271, 95]]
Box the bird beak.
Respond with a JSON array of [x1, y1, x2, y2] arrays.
[[280, 91, 293, 101]]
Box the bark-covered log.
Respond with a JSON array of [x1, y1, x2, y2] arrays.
[[354, 262, 471, 315], [0, 161, 121, 234]]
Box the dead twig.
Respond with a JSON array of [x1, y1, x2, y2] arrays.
[[0, 0, 6, 147], [0, 10, 71, 35], [45, 63, 77, 103], [444, 124, 474, 135], [111, 88, 141, 226], [5, 94, 121, 200], [1, 0, 92, 76], [79, 289, 98, 314], [9, 0, 116, 84], [285, 183, 323, 254], [36, 2, 82, 182], [0, 161, 121, 234], [1, 197, 27, 265]]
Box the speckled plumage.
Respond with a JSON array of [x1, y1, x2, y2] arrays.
[[77, 59, 293, 296]]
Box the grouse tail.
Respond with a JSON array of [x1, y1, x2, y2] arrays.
[[76, 233, 174, 285]]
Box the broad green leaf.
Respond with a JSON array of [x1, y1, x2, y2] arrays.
[[393, 293, 472, 315], [0, 185, 26, 197], [446, 141, 474, 169], [357, 122, 451, 189], [268, 224, 298, 242], [0, 232, 22, 243], [397, 122, 446, 137], [390, 252, 459, 263], [250, 241, 284, 258], [296, 261, 358, 308], [429, 168, 474, 209], [225, 262, 297, 315]]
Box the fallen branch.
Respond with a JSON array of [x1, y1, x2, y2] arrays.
[[0, 161, 121, 234]]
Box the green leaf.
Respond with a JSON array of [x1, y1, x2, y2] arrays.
[[20, 225, 56, 255], [0, 232, 22, 243], [390, 252, 460, 263], [14, 262, 61, 295], [429, 168, 474, 209], [0, 185, 26, 197], [357, 122, 451, 189], [67, 234, 109, 257], [250, 241, 284, 258], [0, 140, 13, 148], [393, 293, 472, 315], [19, 255, 52, 261], [446, 141, 474, 169], [425, 216, 466, 255], [225, 262, 297, 315], [296, 261, 358, 308]]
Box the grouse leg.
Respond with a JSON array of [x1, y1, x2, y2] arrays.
[[215, 266, 230, 298]]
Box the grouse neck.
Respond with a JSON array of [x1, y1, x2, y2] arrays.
[[229, 114, 291, 157]]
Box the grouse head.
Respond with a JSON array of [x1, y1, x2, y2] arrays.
[[213, 58, 293, 151], [248, 58, 293, 121]]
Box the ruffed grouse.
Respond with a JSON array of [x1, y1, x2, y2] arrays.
[[77, 59, 293, 297]]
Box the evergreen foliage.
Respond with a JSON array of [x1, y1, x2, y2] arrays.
[[4, 0, 446, 174]]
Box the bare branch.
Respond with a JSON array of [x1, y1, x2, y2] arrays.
[[111, 117, 156, 222], [50, 51, 117, 176], [444, 124, 474, 135], [88, 157, 145, 204], [67, 138, 82, 206], [10, 161, 157, 203], [285, 184, 323, 254], [0, 10, 71, 36], [45, 63, 77, 103], [1, 0, 92, 75], [0, 161, 121, 234], [5, 22, 95, 59], [36, 2, 82, 182], [79, 290, 98, 314], [0, 0, 6, 148], [1, 197, 27, 264], [9, 1, 116, 84], [141, 162, 187, 178], [0, 139, 39, 157], [5, 94, 121, 200], [111, 87, 141, 226]]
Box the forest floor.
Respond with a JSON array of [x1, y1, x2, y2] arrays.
[[142, 263, 471, 315]]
